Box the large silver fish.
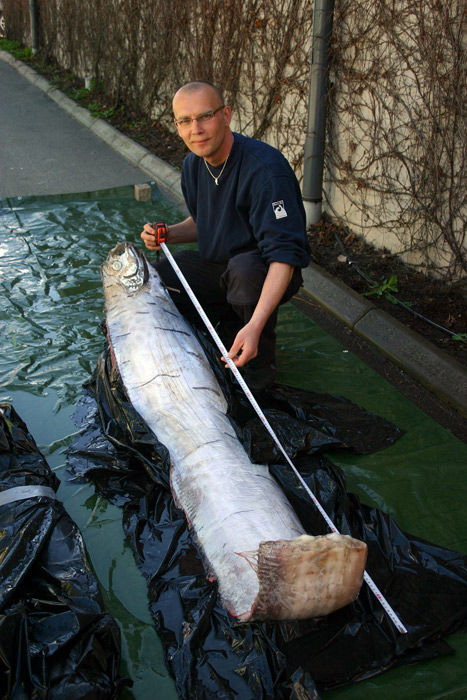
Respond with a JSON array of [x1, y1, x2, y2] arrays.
[[101, 242, 367, 621]]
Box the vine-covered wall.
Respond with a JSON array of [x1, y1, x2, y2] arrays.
[[4, 0, 465, 279]]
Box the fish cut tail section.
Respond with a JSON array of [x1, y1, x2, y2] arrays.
[[239, 532, 367, 621]]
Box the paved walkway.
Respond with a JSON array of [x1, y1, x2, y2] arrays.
[[1, 50, 466, 436], [0, 57, 150, 196]]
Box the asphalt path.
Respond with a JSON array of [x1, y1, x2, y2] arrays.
[[0, 59, 149, 197]]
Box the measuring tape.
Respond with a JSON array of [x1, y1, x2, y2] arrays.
[[154, 227, 407, 634]]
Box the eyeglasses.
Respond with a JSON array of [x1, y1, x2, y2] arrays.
[[174, 105, 225, 128]]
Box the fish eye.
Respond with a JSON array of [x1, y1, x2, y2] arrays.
[[112, 260, 122, 271]]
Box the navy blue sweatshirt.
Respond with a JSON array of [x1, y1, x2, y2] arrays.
[[181, 133, 311, 268]]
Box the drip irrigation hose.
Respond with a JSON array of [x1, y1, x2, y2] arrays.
[[330, 229, 459, 337]]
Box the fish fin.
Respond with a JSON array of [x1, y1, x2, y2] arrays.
[[234, 550, 259, 573]]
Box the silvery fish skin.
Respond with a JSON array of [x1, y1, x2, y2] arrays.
[[101, 242, 367, 620]]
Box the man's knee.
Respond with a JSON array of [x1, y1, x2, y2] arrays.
[[222, 251, 267, 305]]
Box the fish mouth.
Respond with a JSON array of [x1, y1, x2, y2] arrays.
[[102, 242, 148, 293]]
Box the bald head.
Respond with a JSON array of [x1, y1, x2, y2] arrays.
[[173, 81, 224, 110]]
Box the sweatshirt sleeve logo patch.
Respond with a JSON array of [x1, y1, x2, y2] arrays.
[[272, 200, 288, 219]]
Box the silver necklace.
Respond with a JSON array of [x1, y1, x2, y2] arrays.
[[204, 153, 230, 185]]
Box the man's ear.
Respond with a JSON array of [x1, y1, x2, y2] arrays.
[[223, 105, 232, 127]]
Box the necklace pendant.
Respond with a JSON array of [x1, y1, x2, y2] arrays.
[[204, 153, 230, 186]]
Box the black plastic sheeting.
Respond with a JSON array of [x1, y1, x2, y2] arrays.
[[0, 403, 125, 699], [68, 330, 467, 699]]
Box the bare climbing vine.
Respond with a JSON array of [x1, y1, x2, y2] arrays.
[[328, 0, 466, 279]]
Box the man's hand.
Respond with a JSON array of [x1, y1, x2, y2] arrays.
[[140, 217, 197, 251], [222, 262, 294, 370], [223, 321, 262, 368], [140, 223, 160, 251]]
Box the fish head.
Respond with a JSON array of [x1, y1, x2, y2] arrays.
[[101, 242, 148, 295]]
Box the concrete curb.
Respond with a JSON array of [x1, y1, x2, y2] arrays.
[[301, 265, 467, 418], [2, 50, 466, 421]]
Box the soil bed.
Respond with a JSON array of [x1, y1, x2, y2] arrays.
[[308, 218, 467, 366]]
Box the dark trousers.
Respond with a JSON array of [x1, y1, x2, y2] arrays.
[[155, 249, 302, 377]]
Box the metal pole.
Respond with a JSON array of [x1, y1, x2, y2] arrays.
[[29, 0, 38, 54], [302, 0, 335, 225]]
